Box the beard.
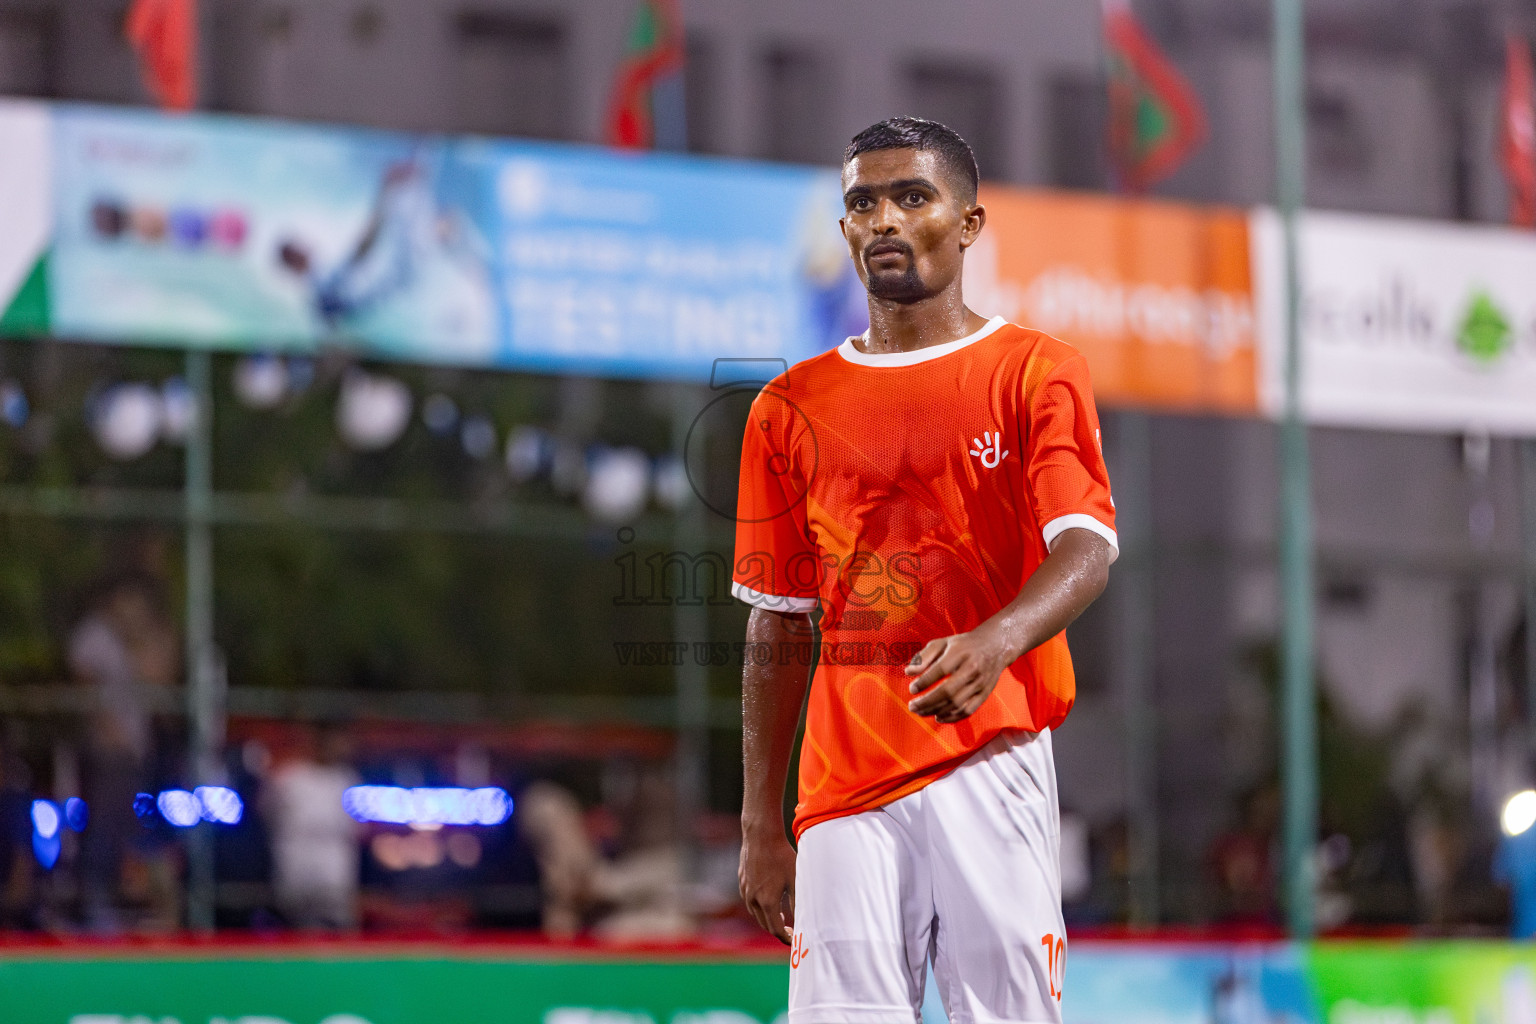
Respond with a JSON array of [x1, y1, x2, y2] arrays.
[[862, 241, 928, 303]]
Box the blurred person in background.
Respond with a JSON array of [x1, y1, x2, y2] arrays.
[[1207, 783, 1280, 927], [592, 766, 692, 941], [518, 781, 596, 937], [1086, 818, 1132, 924], [263, 721, 362, 931], [1057, 808, 1092, 915], [518, 773, 694, 941], [66, 574, 178, 932]]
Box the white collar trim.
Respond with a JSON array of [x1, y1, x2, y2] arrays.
[[836, 316, 1008, 367]]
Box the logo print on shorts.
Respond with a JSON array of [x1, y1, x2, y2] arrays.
[[790, 932, 810, 969], [970, 430, 1008, 469]]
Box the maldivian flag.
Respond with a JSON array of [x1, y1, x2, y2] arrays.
[[1102, 0, 1206, 193], [1500, 33, 1536, 228], [125, 0, 198, 111], [605, 0, 685, 149]]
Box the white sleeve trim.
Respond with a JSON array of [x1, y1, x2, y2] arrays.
[[731, 581, 819, 614], [1042, 514, 1120, 564]]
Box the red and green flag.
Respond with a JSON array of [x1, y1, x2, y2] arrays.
[[124, 0, 198, 111], [1102, 0, 1207, 193], [605, 0, 686, 150], [1499, 32, 1536, 228]]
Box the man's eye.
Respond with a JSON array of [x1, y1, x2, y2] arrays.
[[852, 198, 872, 212], [903, 192, 925, 205]]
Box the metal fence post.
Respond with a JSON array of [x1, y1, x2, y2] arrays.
[[1274, 0, 1318, 940], [183, 349, 218, 931], [672, 386, 710, 869]]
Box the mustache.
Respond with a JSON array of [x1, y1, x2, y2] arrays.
[[863, 239, 914, 262]]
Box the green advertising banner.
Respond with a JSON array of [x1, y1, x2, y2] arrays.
[[3, 937, 1536, 1024], [1309, 943, 1536, 1024], [0, 954, 791, 1024]]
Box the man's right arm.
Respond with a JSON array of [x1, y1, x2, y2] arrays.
[[738, 604, 813, 945]]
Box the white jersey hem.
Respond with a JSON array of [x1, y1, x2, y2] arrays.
[[731, 580, 818, 614], [1041, 513, 1119, 564]]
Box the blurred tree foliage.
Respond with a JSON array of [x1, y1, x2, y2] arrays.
[[1243, 639, 1415, 922], [0, 340, 750, 708]]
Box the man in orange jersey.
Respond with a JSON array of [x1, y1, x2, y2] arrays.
[[733, 117, 1117, 1023]]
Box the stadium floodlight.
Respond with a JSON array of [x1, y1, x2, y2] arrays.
[[342, 785, 513, 827], [1504, 790, 1536, 837]]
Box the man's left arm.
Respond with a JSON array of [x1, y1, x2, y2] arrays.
[[905, 527, 1112, 723]]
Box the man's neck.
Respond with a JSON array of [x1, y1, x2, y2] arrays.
[[857, 287, 990, 355]]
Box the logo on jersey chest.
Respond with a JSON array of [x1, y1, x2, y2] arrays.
[[969, 430, 1008, 469]]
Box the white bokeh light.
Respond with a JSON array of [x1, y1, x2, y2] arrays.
[[337, 370, 413, 451], [583, 446, 651, 524], [232, 355, 288, 410], [92, 383, 162, 460], [1503, 790, 1536, 837], [30, 799, 59, 840]]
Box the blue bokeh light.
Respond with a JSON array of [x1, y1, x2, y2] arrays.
[[342, 786, 512, 826], [30, 800, 64, 870], [30, 799, 60, 840], [32, 829, 60, 869], [156, 789, 202, 827], [137, 788, 244, 826], [194, 785, 243, 824], [63, 796, 88, 832]]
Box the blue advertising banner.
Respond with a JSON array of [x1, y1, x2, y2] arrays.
[[1063, 944, 1317, 1024], [451, 139, 865, 380], [43, 104, 867, 380]]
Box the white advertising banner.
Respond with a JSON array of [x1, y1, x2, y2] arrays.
[[1254, 209, 1536, 437], [0, 98, 52, 320]]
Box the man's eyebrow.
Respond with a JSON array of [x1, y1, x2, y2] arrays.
[[842, 177, 942, 201]]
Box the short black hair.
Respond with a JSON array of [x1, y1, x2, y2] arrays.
[[843, 116, 980, 203]]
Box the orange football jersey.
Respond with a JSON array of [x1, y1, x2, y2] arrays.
[[732, 317, 1118, 838]]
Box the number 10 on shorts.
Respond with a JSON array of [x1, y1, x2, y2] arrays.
[[1040, 933, 1066, 1001]]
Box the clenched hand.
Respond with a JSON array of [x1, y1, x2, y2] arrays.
[[738, 824, 797, 944], [905, 529, 1114, 724], [904, 625, 1015, 724]]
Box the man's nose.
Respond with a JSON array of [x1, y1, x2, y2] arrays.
[[871, 197, 901, 233]]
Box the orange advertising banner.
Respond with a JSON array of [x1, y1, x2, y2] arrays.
[[964, 187, 1258, 414]]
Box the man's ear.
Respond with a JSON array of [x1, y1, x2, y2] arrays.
[[958, 203, 986, 250], [839, 217, 848, 240]]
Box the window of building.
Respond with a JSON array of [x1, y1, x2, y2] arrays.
[[0, 10, 58, 97], [906, 62, 1005, 182], [762, 44, 831, 165], [452, 12, 567, 140], [684, 33, 719, 155], [1047, 73, 1108, 191]]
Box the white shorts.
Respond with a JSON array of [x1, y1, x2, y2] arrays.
[[789, 729, 1065, 1024]]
